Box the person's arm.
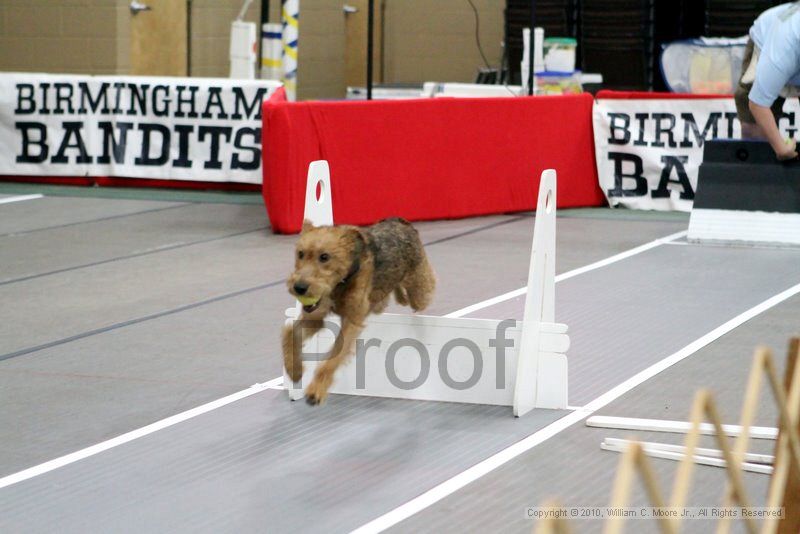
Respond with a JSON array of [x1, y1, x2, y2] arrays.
[[749, 100, 798, 160], [749, 30, 800, 160]]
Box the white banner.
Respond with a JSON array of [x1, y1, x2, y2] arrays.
[[0, 73, 282, 184], [593, 96, 800, 211]]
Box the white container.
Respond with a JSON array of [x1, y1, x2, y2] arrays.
[[544, 37, 577, 73], [230, 20, 257, 79]]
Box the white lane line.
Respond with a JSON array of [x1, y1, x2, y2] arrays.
[[0, 377, 283, 490], [445, 230, 688, 318], [0, 194, 43, 205], [350, 280, 800, 534], [0, 230, 687, 490]]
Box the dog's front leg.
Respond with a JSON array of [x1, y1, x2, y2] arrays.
[[282, 319, 324, 382], [305, 318, 363, 405]]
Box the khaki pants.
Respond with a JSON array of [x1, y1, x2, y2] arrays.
[[734, 39, 788, 125]]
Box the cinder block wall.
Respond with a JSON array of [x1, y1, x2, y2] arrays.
[[0, 0, 131, 74], [190, 0, 261, 78], [295, 0, 346, 101], [383, 0, 503, 85], [291, 0, 503, 99], [0, 0, 262, 77], [0, 0, 504, 99]]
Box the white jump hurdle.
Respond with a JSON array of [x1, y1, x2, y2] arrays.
[[688, 140, 800, 248], [283, 161, 570, 416]]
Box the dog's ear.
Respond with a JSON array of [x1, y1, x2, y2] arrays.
[[301, 219, 314, 233]]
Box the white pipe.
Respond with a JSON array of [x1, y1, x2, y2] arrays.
[[237, 0, 254, 21], [587, 415, 778, 440], [603, 438, 774, 465], [601, 439, 773, 475]]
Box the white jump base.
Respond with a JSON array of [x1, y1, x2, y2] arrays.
[[284, 161, 570, 416], [688, 208, 800, 248]]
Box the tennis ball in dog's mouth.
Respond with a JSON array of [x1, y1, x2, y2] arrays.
[[297, 295, 320, 306]]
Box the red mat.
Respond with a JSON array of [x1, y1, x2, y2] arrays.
[[262, 91, 604, 234]]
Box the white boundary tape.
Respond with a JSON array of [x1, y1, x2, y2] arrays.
[[350, 280, 800, 534], [0, 194, 43, 205], [445, 230, 688, 318], [0, 229, 689, 489], [0, 377, 282, 490]]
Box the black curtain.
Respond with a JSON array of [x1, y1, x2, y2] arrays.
[[503, 0, 782, 91]]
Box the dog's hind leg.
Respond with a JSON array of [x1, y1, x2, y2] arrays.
[[403, 257, 436, 312], [394, 286, 409, 306], [369, 288, 393, 314], [305, 317, 363, 405]]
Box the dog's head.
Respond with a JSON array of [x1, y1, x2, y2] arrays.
[[287, 219, 366, 314]]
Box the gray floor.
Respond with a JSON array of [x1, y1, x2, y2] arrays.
[[0, 190, 796, 533], [471, 242, 800, 404], [396, 295, 800, 534]]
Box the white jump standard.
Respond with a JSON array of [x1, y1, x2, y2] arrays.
[[688, 140, 800, 247], [284, 161, 570, 416]]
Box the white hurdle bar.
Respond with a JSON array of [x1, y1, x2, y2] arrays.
[[284, 161, 570, 416], [601, 437, 774, 475], [586, 415, 778, 440]]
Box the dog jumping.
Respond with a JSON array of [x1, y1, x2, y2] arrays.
[[282, 217, 436, 405]]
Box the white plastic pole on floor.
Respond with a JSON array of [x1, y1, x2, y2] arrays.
[[261, 23, 283, 80], [587, 415, 778, 440], [281, 0, 299, 100], [601, 438, 774, 475]]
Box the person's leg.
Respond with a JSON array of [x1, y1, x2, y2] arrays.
[[741, 121, 765, 139], [736, 40, 761, 138], [736, 39, 788, 139]]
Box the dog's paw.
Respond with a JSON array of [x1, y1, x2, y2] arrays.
[[304, 381, 328, 406]]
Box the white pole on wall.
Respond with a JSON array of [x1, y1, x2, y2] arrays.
[[281, 0, 299, 101]]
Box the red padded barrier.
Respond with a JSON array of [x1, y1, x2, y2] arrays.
[[261, 93, 604, 234]]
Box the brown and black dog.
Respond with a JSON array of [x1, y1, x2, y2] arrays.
[[282, 217, 435, 405]]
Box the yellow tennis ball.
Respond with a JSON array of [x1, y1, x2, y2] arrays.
[[297, 295, 320, 306]]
